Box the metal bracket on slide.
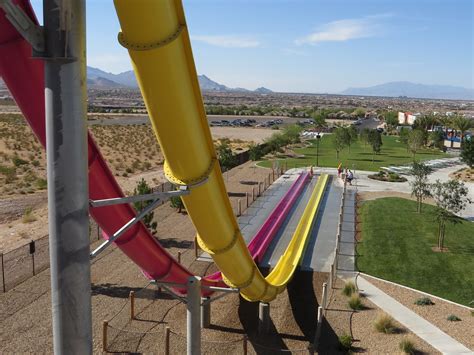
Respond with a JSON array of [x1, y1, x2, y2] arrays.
[[89, 187, 190, 259], [0, 0, 44, 52], [151, 279, 239, 305]]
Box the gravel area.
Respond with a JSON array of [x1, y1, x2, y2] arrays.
[[363, 274, 474, 350], [325, 277, 439, 354]]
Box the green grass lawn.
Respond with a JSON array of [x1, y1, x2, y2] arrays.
[[257, 134, 446, 172], [357, 197, 474, 306]]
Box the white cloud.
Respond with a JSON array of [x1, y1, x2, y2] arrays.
[[295, 15, 388, 45], [191, 35, 260, 48]]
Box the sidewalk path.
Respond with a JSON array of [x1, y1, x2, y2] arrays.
[[357, 277, 473, 354]]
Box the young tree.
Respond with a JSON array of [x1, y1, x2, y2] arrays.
[[384, 111, 398, 132], [353, 107, 366, 118], [408, 129, 425, 158], [170, 195, 185, 213], [359, 128, 371, 147], [248, 143, 264, 161], [333, 127, 347, 159], [346, 125, 358, 153], [368, 129, 382, 162], [431, 179, 471, 250], [282, 124, 303, 144], [452, 116, 472, 144], [133, 178, 158, 235], [399, 127, 410, 151], [410, 162, 433, 213], [217, 141, 238, 171], [429, 130, 444, 150], [460, 138, 474, 168], [312, 112, 327, 130]]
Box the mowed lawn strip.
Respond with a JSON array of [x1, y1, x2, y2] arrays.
[[357, 197, 474, 306], [258, 134, 446, 172]]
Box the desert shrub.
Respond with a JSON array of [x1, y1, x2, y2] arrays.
[[373, 313, 397, 333], [22, 207, 37, 223], [447, 314, 461, 321], [0, 165, 17, 183], [348, 293, 364, 310], [12, 156, 28, 167], [248, 143, 264, 161], [31, 160, 40, 167], [414, 297, 434, 306], [342, 280, 356, 296], [338, 333, 353, 351], [399, 338, 415, 354], [125, 167, 133, 174], [36, 178, 47, 190]]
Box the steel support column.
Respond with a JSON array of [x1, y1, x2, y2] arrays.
[[187, 276, 201, 354], [44, 0, 92, 353]]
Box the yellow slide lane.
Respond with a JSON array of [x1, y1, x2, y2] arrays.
[[114, 0, 328, 301]]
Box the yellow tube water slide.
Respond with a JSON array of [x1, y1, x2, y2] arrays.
[[114, 0, 328, 302]]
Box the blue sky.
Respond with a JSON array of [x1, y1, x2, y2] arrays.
[[30, 0, 473, 93]]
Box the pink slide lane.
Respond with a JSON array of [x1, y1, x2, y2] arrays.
[[206, 172, 310, 281]]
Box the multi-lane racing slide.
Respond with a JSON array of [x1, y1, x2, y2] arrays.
[[1, 0, 328, 302], [0, 1, 312, 297], [114, 0, 329, 301]]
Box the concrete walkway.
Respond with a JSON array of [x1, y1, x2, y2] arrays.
[[318, 162, 473, 220], [337, 187, 357, 278], [357, 277, 473, 354]]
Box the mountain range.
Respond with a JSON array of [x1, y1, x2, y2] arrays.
[[340, 81, 474, 100], [87, 66, 273, 94]]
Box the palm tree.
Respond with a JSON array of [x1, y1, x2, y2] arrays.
[[452, 116, 472, 143], [437, 116, 452, 138]]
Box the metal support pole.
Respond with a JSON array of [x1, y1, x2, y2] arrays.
[[194, 237, 199, 259], [129, 291, 135, 320], [187, 276, 201, 355], [243, 335, 248, 355], [1, 253, 5, 292], [201, 297, 211, 328], [44, 0, 92, 353], [177, 251, 181, 264], [237, 199, 242, 216], [321, 282, 328, 315], [313, 306, 323, 348], [165, 326, 170, 355], [258, 302, 270, 334], [251, 187, 255, 202], [246, 192, 249, 207], [102, 321, 108, 352]]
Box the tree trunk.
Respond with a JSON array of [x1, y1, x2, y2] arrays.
[[336, 150, 339, 159]]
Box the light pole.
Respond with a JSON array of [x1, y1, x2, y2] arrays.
[[316, 133, 321, 167]]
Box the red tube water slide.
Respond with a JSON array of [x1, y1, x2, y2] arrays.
[[0, 1, 309, 295], [0, 0, 223, 293]]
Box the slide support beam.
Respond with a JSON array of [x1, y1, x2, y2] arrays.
[[187, 276, 201, 355], [258, 302, 270, 334], [43, 0, 92, 353]]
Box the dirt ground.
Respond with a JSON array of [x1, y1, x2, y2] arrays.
[[449, 167, 474, 183], [365, 274, 474, 350], [326, 277, 439, 354]]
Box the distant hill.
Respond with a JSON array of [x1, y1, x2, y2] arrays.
[[86, 66, 273, 93], [87, 76, 124, 88], [340, 81, 474, 100]]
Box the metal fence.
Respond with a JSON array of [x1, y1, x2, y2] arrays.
[[0, 218, 102, 293]]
